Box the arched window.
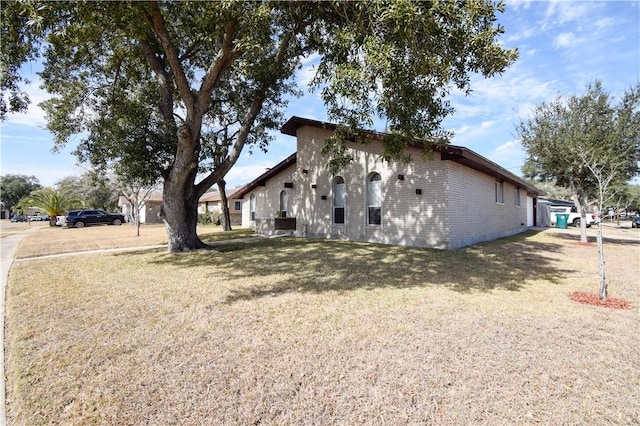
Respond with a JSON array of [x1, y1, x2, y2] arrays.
[[279, 190, 288, 218], [333, 176, 345, 224], [367, 173, 382, 225], [250, 194, 256, 221]]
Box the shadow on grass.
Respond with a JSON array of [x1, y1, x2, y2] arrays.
[[135, 230, 575, 303], [550, 232, 640, 247]]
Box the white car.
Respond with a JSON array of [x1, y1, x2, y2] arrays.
[[550, 205, 596, 227]]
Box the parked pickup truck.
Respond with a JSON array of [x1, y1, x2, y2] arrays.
[[550, 205, 596, 228]]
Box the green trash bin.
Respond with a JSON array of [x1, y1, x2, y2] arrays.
[[556, 213, 569, 229]]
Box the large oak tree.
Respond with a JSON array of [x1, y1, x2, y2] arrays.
[[2, 1, 518, 252]]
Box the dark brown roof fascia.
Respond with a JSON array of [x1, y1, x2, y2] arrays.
[[233, 152, 297, 199], [437, 145, 543, 196], [281, 116, 543, 197]]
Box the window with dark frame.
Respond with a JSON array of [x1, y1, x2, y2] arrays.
[[279, 190, 288, 218], [333, 176, 345, 225], [250, 194, 256, 221], [367, 173, 382, 225], [234, 200, 241, 211], [495, 181, 504, 204]]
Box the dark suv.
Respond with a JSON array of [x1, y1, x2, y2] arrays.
[[66, 209, 126, 228]]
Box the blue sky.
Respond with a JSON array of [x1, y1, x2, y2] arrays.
[[1, 0, 638, 189]]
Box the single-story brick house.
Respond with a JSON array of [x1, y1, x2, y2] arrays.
[[198, 187, 244, 226], [118, 189, 164, 224], [236, 116, 543, 249]]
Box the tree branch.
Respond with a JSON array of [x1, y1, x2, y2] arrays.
[[196, 21, 239, 114], [139, 39, 174, 120], [147, 0, 195, 115]]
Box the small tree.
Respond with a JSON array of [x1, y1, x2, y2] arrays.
[[16, 186, 82, 225], [518, 81, 640, 243], [520, 81, 639, 300], [119, 181, 160, 237]]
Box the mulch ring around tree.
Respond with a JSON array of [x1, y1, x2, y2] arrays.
[[568, 291, 633, 310]]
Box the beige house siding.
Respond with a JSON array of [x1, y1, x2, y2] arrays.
[[241, 163, 298, 231], [293, 126, 454, 248], [446, 162, 527, 249], [237, 117, 542, 250], [139, 201, 163, 224]]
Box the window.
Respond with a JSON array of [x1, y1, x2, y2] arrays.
[[279, 190, 288, 218], [367, 173, 382, 225], [250, 194, 256, 221], [514, 188, 521, 207], [234, 200, 241, 211], [333, 176, 345, 224], [495, 181, 504, 204]]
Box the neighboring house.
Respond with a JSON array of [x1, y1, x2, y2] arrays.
[[119, 187, 244, 226], [536, 198, 573, 227], [0, 202, 10, 219], [537, 197, 598, 227], [235, 116, 544, 250], [118, 190, 164, 224], [197, 188, 244, 226]]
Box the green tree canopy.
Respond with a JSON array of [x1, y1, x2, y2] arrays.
[[518, 80, 640, 241], [0, 174, 42, 212], [55, 173, 120, 211], [16, 186, 83, 219], [2, 0, 518, 251]]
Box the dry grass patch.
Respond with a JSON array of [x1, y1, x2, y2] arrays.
[[5, 230, 639, 425], [0, 221, 48, 238], [11, 224, 256, 258]]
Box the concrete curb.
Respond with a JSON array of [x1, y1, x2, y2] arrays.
[[1, 229, 37, 426]]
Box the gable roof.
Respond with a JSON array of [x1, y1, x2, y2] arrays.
[[198, 187, 244, 203], [281, 116, 543, 196], [234, 152, 297, 199]]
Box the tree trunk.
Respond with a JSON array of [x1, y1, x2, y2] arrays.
[[133, 192, 140, 237], [162, 124, 208, 252], [162, 186, 206, 252], [596, 221, 607, 299], [218, 179, 232, 231], [571, 189, 589, 243]]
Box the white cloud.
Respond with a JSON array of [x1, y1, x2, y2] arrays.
[[488, 139, 527, 175], [505, 26, 535, 43], [4, 80, 49, 128], [507, 0, 532, 11], [0, 161, 84, 188], [296, 53, 321, 87], [495, 140, 520, 154], [553, 32, 578, 49], [544, 0, 592, 26], [594, 17, 614, 32]]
